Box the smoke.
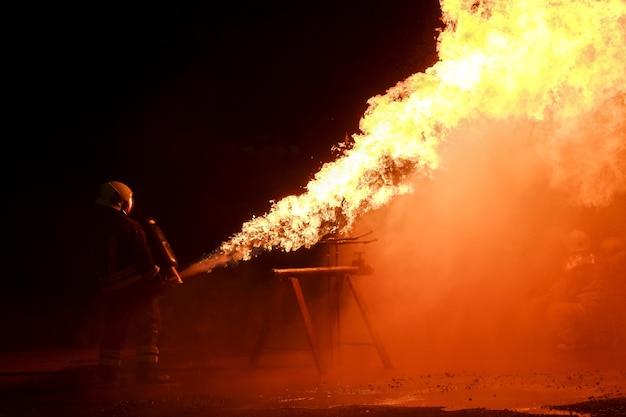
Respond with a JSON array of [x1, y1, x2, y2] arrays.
[[339, 115, 626, 371]]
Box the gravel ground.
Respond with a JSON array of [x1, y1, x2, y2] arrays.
[[0, 347, 625, 416]]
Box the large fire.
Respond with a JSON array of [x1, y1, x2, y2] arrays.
[[183, 0, 626, 277]]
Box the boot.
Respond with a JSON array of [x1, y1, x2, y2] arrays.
[[98, 365, 119, 384], [136, 362, 170, 384]]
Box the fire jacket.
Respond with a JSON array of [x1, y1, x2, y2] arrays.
[[88, 204, 161, 294]]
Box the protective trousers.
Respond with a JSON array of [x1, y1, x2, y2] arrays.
[[98, 288, 162, 383]]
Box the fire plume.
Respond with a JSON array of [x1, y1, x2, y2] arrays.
[[189, 0, 626, 275]]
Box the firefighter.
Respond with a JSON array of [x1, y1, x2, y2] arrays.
[[545, 229, 611, 351], [88, 181, 170, 384]]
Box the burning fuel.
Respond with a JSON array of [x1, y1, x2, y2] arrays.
[[185, 0, 626, 276]]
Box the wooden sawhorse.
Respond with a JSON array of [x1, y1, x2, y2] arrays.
[[248, 266, 392, 375]]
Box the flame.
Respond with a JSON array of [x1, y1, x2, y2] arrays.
[[189, 0, 626, 274]]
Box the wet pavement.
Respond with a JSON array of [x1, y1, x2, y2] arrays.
[[0, 346, 625, 416]]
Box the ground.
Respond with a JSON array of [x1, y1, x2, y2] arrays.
[[0, 346, 625, 417]]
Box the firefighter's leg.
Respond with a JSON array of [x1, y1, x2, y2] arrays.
[[134, 296, 170, 384], [98, 348, 122, 383], [548, 302, 587, 350], [98, 301, 130, 383]]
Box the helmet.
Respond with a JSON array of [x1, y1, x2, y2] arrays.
[[564, 229, 591, 254], [95, 181, 134, 214]]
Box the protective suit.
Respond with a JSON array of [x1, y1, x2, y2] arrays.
[[545, 229, 610, 350], [88, 181, 170, 384]]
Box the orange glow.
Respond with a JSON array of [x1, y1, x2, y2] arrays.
[[189, 0, 626, 274]]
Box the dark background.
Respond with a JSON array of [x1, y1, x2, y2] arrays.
[[2, 2, 443, 350]]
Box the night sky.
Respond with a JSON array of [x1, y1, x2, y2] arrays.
[[3, 2, 442, 318]]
